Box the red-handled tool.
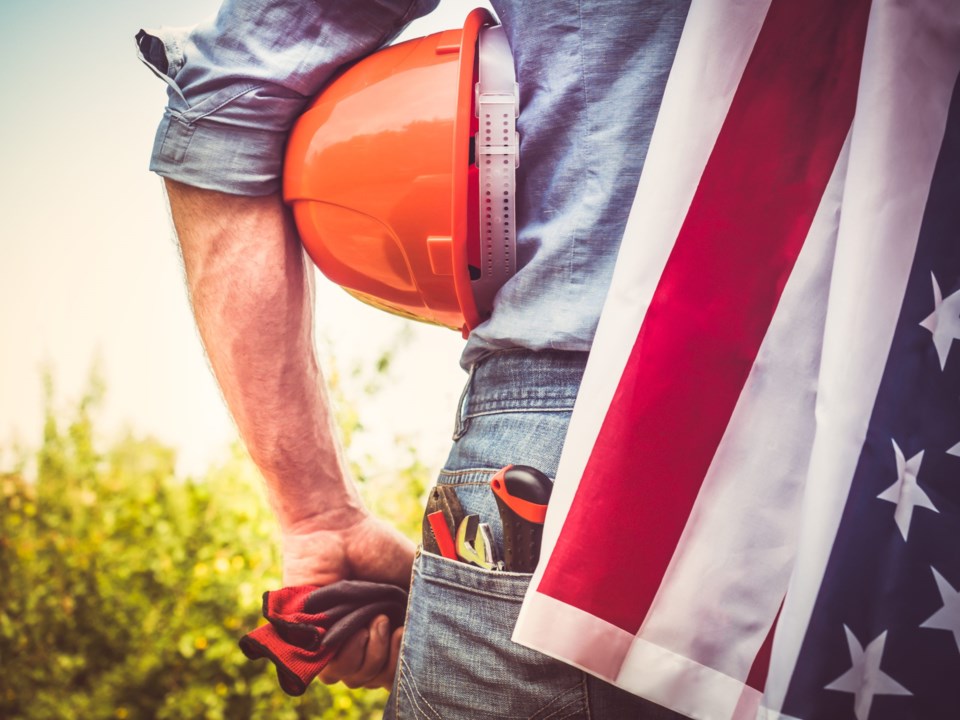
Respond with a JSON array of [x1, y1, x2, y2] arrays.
[[427, 511, 458, 559], [422, 485, 465, 560]]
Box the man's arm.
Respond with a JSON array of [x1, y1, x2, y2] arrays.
[[165, 179, 414, 689], [139, 0, 441, 689]]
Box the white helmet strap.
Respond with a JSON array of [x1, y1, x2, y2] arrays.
[[473, 25, 519, 317]]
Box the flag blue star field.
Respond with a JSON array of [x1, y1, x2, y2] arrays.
[[772, 61, 960, 720], [512, 1, 960, 718]]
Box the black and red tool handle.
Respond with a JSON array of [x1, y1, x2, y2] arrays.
[[490, 464, 552, 573]]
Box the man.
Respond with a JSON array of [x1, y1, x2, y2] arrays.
[[139, 0, 690, 715]]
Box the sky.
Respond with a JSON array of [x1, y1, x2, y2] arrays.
[[0, 0, 488, 477]]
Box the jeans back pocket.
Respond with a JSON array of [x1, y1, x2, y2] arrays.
[[388, 550, 586, 720]]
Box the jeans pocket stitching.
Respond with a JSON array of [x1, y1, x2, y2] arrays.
[[438, 466, 499, 476], [398, 664, 444, 720], [395, 552, 445, 720], [422, 573, 528, 603], [392, 560, 418, 686], [531, 683, 586, 720]]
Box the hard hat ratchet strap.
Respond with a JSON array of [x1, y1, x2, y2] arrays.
[[473, 25, 519, 317]]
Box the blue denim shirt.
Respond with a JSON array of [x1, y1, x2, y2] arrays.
[[139, 0, 688, 366]]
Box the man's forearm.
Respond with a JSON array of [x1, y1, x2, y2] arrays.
[[164, 179, 364, 531]]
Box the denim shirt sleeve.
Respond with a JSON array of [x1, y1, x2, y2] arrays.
[[136, 0, 439, 195]]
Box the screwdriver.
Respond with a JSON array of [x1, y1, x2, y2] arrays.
[[490, 464, 553, 572]]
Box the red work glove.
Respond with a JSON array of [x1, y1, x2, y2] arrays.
[[239, 580, 408, 695]]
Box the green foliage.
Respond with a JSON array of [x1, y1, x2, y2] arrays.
[[322, 328, 430, 541], [1, 356, 432, 720]]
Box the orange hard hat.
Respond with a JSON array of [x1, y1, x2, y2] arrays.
[[284, 8, 519, 337]]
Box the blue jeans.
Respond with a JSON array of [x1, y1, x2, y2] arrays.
[[385, 350, 683, 719]]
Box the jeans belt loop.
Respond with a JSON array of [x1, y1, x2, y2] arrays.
[[452, 361, 478, 441]]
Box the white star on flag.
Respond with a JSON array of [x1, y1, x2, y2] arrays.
[[920, 568, 960, 654], [919, 272, 960, 370], [948, 440, 960, 458], [825, 627, 911, 720], [877, 440, 937, 540]]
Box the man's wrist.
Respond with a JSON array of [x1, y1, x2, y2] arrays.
[[278, 498, 369, 537]]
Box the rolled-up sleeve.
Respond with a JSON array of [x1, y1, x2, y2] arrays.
[[137, 0, 439, 195]]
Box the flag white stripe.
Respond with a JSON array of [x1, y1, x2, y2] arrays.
[[619, 637, 763, 720], [513, 592, 632, 680], [761, 1, 960, 713]]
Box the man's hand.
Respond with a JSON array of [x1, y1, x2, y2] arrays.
[[283, 512, 416, 689]]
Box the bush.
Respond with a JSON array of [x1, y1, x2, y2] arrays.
[[0, 357, 431, 720]]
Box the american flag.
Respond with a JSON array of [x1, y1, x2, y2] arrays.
[[512, 1, 960, 719]]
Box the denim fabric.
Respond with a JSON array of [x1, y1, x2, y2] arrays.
[[385, 350, 684, 719], [462, 0, 690, 367], [138, 1, 690, 364], [137, 0, 439, 195]]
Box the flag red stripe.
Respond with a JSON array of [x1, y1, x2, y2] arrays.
[[746, 601, 782, 690], [538, 0, 871, 633]]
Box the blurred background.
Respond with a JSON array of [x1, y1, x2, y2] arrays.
[[0, 1, 491, 717]]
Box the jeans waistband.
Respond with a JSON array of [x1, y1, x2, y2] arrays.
[[459, 349, 589, 419]]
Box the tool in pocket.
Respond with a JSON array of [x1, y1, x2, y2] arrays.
[[422, 484, 465, 560], [455, 514, 502, 570], [420, 465, 553, 572], [490, 464, 553, 573]]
